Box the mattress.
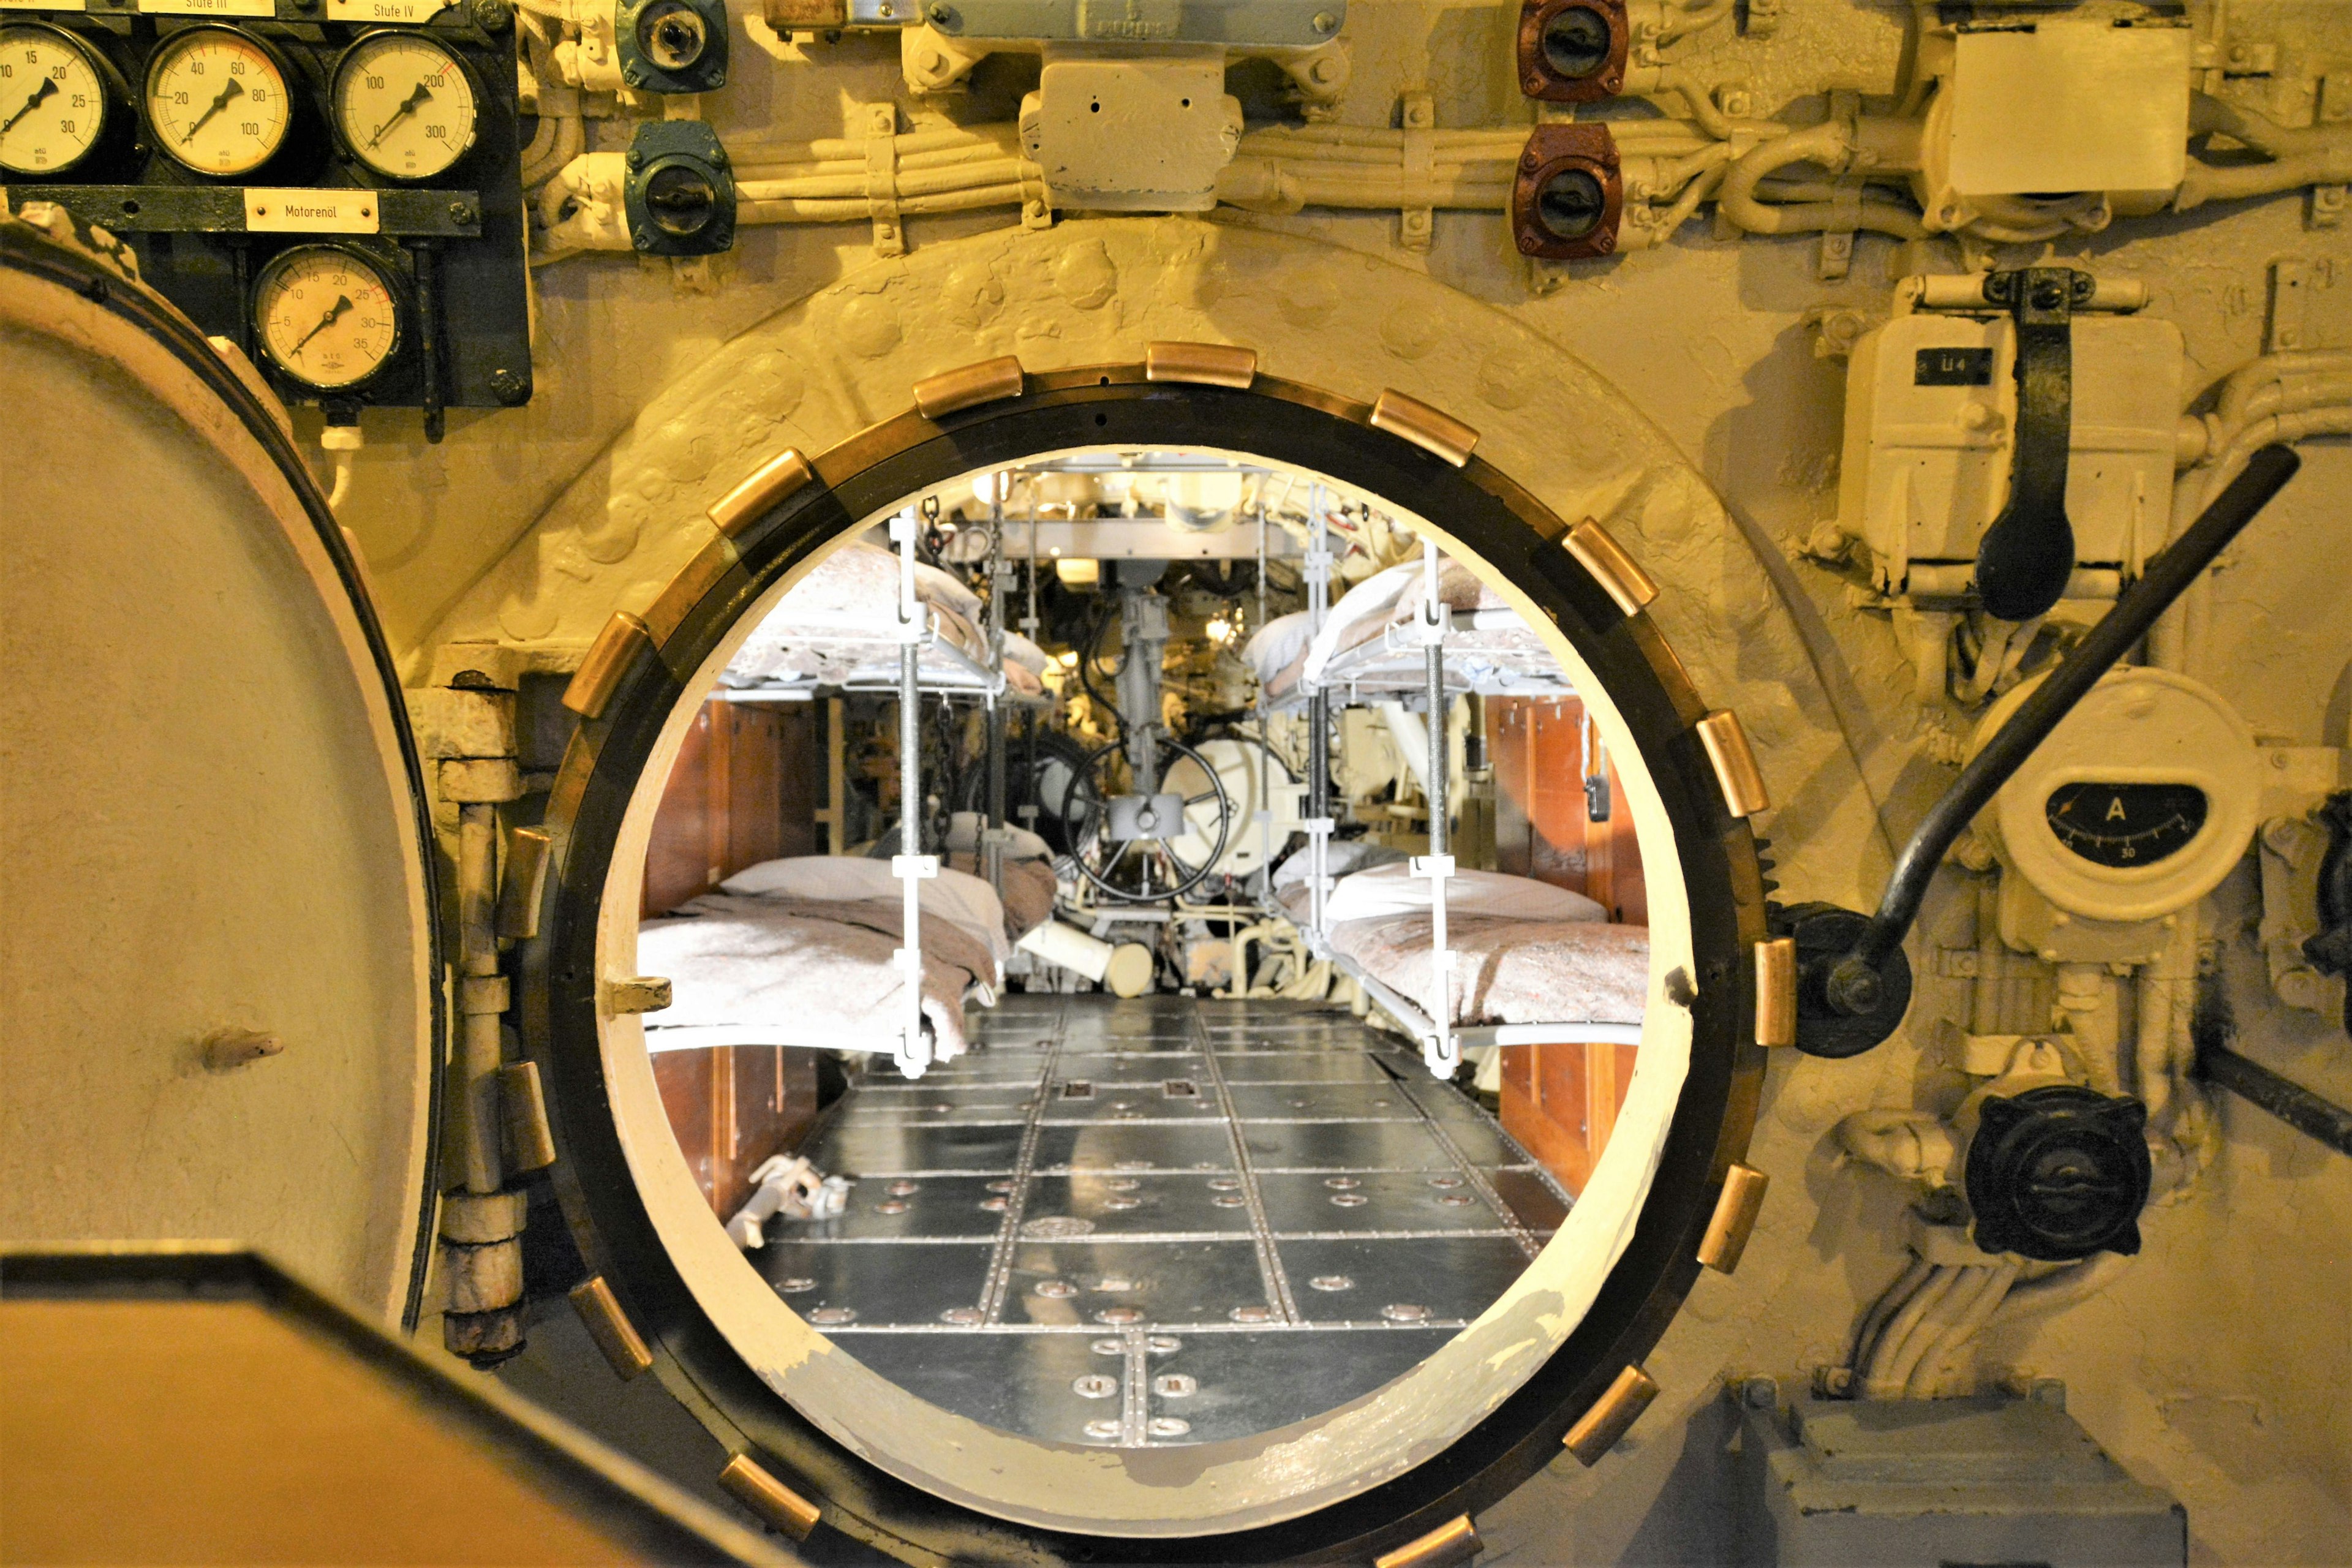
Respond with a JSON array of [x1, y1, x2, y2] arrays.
[[720, 541, 1027, 693], [638, 893, 1001, 1059], [1274, 867, 1647, 1028], [1256, 556, 1566, 703]]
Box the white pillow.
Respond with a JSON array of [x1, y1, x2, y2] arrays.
[[913, 560, 983, 622], [1300, 563, 1420, 684], [944, 811, 1051, 860], [718, 856, 1011, 965], [1242, 611, 1314, 684], [1001, 630, 1051, 676], [1324, 863, 1607, 925]]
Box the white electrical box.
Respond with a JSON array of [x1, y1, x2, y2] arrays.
[[1947, 21, 2193, 198], [1836, 306, 2183, 601], [1018, 54, 1243, 212]]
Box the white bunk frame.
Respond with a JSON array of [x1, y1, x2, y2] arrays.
[[1282, 538, 1642, 1076]]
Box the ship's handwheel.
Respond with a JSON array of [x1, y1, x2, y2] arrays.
[[1064, 736, 1234, 902]]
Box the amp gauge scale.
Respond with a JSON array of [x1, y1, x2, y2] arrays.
[[1977, 665, 2259, 940], [0, 23, 133, 178], [251, 243, 412, 393]]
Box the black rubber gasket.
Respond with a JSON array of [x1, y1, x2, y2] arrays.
[[518, 368, 1768, 1566]]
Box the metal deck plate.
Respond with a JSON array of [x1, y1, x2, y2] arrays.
[[743, 995, 1574, 1446]]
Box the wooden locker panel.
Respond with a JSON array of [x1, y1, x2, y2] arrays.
[[726, 705, 785, 874], [651, 1045, 821, 1218], [650, 1047, 719, 1208], [643, 705, 716, 916], [1498, 1038, 1642, 1200], [774, 704, 822, 859]]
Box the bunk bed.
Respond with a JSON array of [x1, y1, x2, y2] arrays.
[[1253, 540, 1648, 1078], [717, 538, 1049, 701], [647, 516, 1050, 1078], [1247, 556, 1574, 709], [638, 853, 1053, 1063]]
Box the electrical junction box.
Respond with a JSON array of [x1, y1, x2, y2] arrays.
[[1019, 55, 1243, 211], [927, 0, 1342, 46], [1735, 1392, 2187, 1568], [1946, 20, 2192, 199], [1836, 305, 2183, 603]]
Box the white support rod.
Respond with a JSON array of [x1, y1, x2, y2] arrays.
[[1414, 540, 1456, 1079], [889, 511, 935, 1079], [1305, 485, 1334, 943]]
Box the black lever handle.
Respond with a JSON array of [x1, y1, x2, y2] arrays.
[[1787, 443, 2303, 1057], [1975, 267, 2091, 622]]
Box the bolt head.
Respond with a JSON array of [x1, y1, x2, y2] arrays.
[[448, 199, 477, 225], [633, 228, 654, 250], [489, 368, 530, 405], [2031, 281, 2065, 309], [1312, 10, 1339, 32], [469, 0, 513, 30], [626, 148, 645, 170], [623, 66, 646, 86]]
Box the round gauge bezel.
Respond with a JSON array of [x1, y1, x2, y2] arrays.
[[141, 23, 300, 181], [327, 28, 483, 184], [249, 241, 412, 393], [0, 21, 131, 179]]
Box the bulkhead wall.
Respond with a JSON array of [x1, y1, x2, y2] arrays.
[[417, 217, 1875, 905]]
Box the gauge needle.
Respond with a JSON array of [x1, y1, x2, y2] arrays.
[[1, 77, 58, 138], [366, 81, 434, 150], [287, 294, 353, 358], [182, 75, 245, 141]]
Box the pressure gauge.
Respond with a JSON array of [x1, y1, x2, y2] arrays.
[[330, 31, 478, 182], [0, 23, 121, 177], [251, 244, 407, 391], [144, 26, 292, 178]]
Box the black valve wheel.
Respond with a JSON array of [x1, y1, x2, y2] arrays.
[[1063, 736, 1233, 902]]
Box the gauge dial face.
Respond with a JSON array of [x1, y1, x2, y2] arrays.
[[0, 25, 112, 176], [253, 246, 403, 390], [331, 31, 476, 181], [2043, 782, 2208, 868], [145, 26, 290, 177]]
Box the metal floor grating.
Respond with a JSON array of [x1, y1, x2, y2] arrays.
[[748, 995, 1571, 1447]]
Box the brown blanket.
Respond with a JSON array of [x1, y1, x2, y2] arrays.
[[943, 852, 1059, 940]]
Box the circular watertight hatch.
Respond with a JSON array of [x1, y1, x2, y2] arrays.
[[518, 363, 1770, 1564], [0, 217, 442, 1326]]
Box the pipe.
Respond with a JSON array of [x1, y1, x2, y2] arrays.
[[2198, 1042, 2352, 1159], [1718, 118, 1926, 238], [454, 804, 503, 1196], [2177, 94, 2352, 211], [1850, 1253, 1937, 1373], [1906, 1257, 2021, 1398], [1841, 447, 2300, 980], [1864, 1262, 1964, 1392]]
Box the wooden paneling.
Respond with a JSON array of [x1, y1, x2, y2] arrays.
[[650, 1046, 820, 1218], [643, 701, 823, 918], [1499, 1037, 1640, 1200], [1486, 695, 1648, 1197], [1488, 695, 1645, 920]]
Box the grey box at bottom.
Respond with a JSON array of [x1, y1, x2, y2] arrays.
[[1735, 1392, 2185, 1568]]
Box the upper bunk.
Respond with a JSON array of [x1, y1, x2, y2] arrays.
[[717, 539, 1050, 704], [1245, 555, 1575, 712]]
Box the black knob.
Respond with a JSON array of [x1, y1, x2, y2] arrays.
[[1965, 1085, 2152, 1262]]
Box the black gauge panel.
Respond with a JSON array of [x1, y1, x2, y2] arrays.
[[2044, 781, 2207, 867]]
